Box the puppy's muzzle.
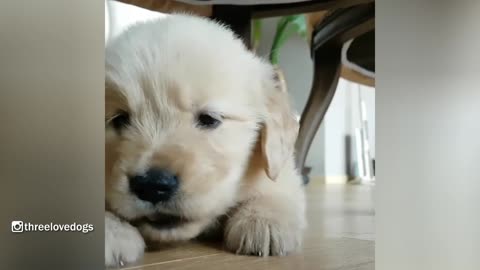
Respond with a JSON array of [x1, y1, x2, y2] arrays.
[[129, 168, 179, 204]]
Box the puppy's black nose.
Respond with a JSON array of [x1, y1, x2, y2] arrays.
[[129, 168, 179, 204]]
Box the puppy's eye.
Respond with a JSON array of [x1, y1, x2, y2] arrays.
[[111, 111, 130, 131], [196, 112, 222, 129]]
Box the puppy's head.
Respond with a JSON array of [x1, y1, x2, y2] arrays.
[[105, 15, 298, 236]]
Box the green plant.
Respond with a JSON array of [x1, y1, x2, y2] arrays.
[[252, 15, 308, 65]]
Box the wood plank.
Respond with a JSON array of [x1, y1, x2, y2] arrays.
[[113, 184, 375, 270]]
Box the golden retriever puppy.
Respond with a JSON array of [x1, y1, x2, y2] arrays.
[[105, 14, 306, 267]]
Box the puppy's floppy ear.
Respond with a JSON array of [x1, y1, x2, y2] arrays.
[[260, 67, 299, 181]]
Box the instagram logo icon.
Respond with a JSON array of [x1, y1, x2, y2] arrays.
[[11, 221, 24, 233]]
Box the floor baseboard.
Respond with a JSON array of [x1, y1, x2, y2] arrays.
[[309, 175, 351, 185]]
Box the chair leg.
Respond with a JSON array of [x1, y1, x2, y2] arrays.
[[295, 47, 343, 181]]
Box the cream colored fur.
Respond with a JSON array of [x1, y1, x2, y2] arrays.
[[105, 14, 306, 267]]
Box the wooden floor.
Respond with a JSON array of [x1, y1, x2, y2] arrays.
[[114, 183, 375, 270]]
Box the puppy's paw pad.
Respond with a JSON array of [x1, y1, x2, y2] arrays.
[[105, 214, 145, 267]]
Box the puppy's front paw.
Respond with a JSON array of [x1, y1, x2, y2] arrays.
[[105, 212, 145, 267], [224, 199, 304, 256]]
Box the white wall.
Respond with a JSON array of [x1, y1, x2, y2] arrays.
[[377, 1, 480, 268], [325, 79, 375, 179], [106, 0, 167, 42]]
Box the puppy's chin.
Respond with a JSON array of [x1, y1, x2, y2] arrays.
[[131, 212, 192, 230]]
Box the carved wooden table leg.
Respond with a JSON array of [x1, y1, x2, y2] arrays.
[[295, 48, 343, 181], [295, 4, 375, 184]]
